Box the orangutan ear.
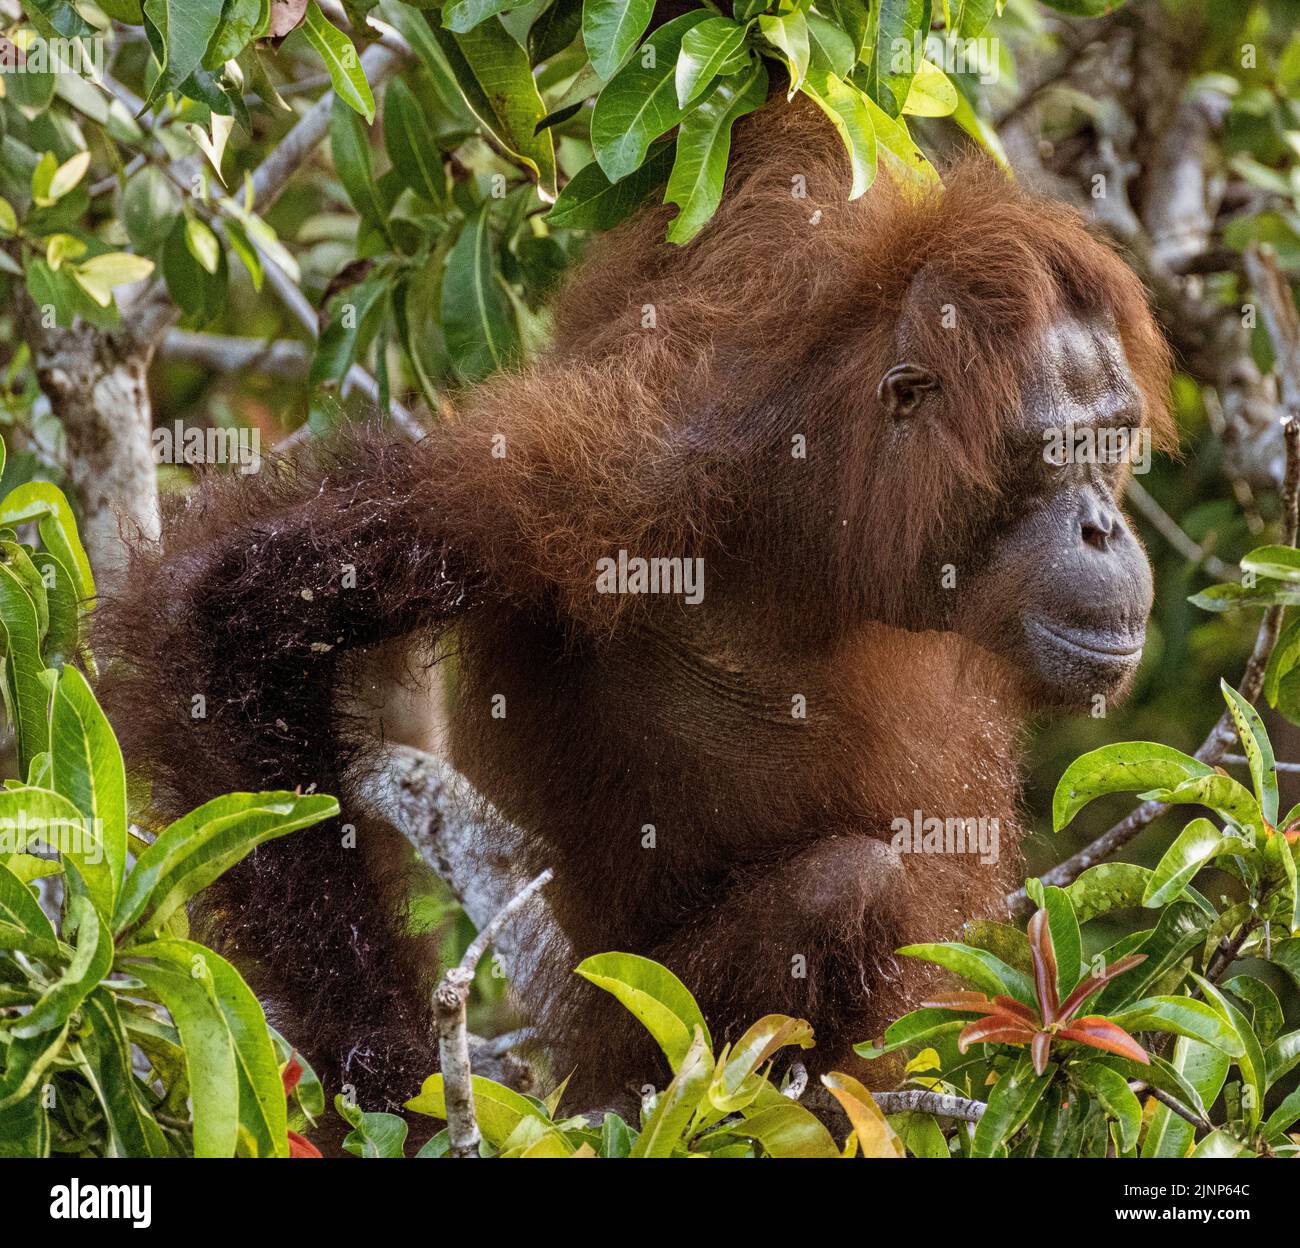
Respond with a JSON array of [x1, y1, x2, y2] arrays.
[[877, 363, 940, 420]]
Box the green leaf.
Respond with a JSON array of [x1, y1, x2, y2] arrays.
[[590, 9, 711, 182], [1264, 614, 1300, 720], [1266, 1027, 1300, 1090], [0, 787, 111, 919], [600, 1110, 635, 1157], [1263, 1082, 1300, 1142], [114, 791, 339, 937], [1143, 818, 1253, 908], [311, 271, 388, 387], [1144, 773, 1264, 840], [1052, 741, 1214, 831], [122, 165, 182, 251], [758, 9, 810, 97], [629, 1027, 712, 1156], [125, 939, 287, 1157], [730, 1097, 840, 1157], [902, 58, 957, 116], [0, 481, 96, 606], [72, 253, 155, 309], [1109, 996, 1246, 1057], [0, 563, 50, 778], [1071, 1062, 1141, 1154], [971, 1056, 1051, 1157], [1221, 680, 1278, 824], [141, 0, 225, 111], [806, 11, 855, 77], [1241, 544, 1300, 582], [431, 16, 557, 200], [861, 0, 931, 116], [574, 951, 711, 1070], [77, 990, 171, 1157], [664, 61, 767, 244], [1192, 974, 1265, 1129], [329, 95, 386, 229], [798, 67, 877, 199], [546, 142, 674, 231], [1141, 1037, 1229, 1158], [302, 1, 375, 122], [1041, 885, 1082, 999], [49, 666, 127, 909], [383, 77, 448, 206], [897, 942, 1035, 1004], [10, 893, 110, 1038], [861, 89, 938, 185], [0, 543, 44, 643], [184, 217, 220, 275], [0, 856, 57, 945], [340, 1106, 409, 1157], [1093, 901, 1210, 1013], [0, 1020, 71, 1112], [202, 0, 265, 68], [441, 203, 520, 383], [675, 16, 750, 108], [890, 1110, 949, 1158], [406, 1072, 550, 1145], [530, 0, 583, 64], [856, 1007, 964, 1058], [161, 215, 227, 326], [707, 1014, 814, 1113], [1223, 976, 1283, 1048], [444, 0, 526, 34], [1064, 862, 1153, 923], [949, 75, 1010, 170], [951, 0, 995, 38], [1191, 578, 1300, 612], [582, 0, 655, 80]]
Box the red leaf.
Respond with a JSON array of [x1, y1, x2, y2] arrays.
[[1056, 954, 1147, 1022], [993, 995, 1041, 1025], [1028, 908, 1060, 1023], [1031, 1031, 1052, 1076], [288, 1130, 322, 1158], [281, 1052, 304, 1097], [956, 1013, 1039, 1053], [1056, 1017, 1150, 1065], [920, 992, 1001, 1014]]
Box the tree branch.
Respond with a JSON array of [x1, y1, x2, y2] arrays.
[[433, 870, 553, 1158], [869, 1090, 986, 1122]]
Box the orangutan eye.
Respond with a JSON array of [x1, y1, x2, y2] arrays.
[[878, 363, 940, 419]]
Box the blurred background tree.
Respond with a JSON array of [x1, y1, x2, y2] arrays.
[[1, 0, 1300, 1024]]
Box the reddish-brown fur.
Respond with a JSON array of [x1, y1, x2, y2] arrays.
[[95, 99, 1172, 1123]]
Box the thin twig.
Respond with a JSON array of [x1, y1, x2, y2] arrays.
[[1130, 1082, 1215, 1134], [1125, 478, 1237, 581], [251, 39, 409, 213], [1223, 753, 1300, 774], [433, 869, 553, 1158]]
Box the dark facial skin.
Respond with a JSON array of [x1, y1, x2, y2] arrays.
[[881, 311, 1154, 710]]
